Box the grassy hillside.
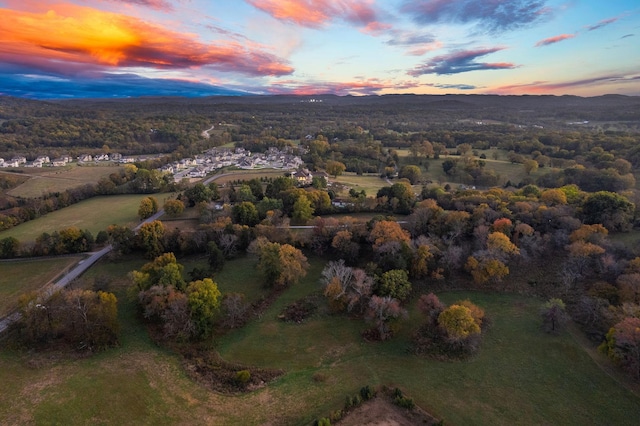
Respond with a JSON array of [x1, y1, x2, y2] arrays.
[[0, 256, 83, 316], [7, 164, 124, 198], [1, 255, 639, 425], [0, 194, 153, 243]]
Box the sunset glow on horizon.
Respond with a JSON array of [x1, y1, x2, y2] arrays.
[[0, 0, 638, 99]]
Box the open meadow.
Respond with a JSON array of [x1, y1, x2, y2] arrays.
[[7, 164, 124, 198], [331, 173, 389, 197], [1, 254, 639, 425], [0, 194, 154, 243], [212, 169, 289, 186], [0, 256, 83, 317]]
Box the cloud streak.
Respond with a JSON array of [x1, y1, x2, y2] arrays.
[[265, 77, 421, 95], [401, 0, 550, 32], [245, 0, 384, 29], [0, 4, 293, 77], [490, 73, 640, 94], [107, 0, 174, 12], [535, 33, 575, 47], [587, 17, 618, 31], [409, 48, 516, 76]]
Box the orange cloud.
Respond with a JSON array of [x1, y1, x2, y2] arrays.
[[247, 0, 381, 29], [535, 33, 576, 47], [0, 4, 293, 76]]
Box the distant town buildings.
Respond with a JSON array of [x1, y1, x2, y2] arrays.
[[0, 146, 306, 182]]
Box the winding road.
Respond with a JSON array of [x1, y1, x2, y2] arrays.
[[0, 209, 166, 335]]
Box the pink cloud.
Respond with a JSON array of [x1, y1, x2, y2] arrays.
[[266, 77, 421, 95], [246, 0, 384, 30], [535, 33, 576, 47], [106, 0, 175, 12], [488, 74, 640, 94]]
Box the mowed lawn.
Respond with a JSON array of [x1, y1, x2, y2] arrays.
[[332, 173, 389, 196], [0, 194, 152, 243], [212, 169, 289, 186], [0, 256, 82, 316], [1, 254, 639, 425], [7, 164, 124, 198]]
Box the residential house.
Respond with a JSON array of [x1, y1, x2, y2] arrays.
[[293, 169, 313, 185], [52, 158, 68, 167]]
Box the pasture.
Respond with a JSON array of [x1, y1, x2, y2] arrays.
[[331, 173, 389, 196], [0, 256, 83, 316], [1, 253, 639, 425], [7, 164, 124, 198], [211, 169, 288, 186], [0, 194, 153, 243]]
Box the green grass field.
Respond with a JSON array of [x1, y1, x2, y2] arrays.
[[0, 256, 83, 316], [332, 173, 389, 196], [1, 253, 639, 425], [212, 169, 289, 186], [0, 194, 153, 243], [7, 164, 124, 198]]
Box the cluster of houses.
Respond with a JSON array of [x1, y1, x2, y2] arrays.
[[160, 146, 306, 180], [1, 146, 310, 184], [0, 153, 136, 168]]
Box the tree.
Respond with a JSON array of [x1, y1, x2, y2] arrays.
[[184, 183, 212, 206], [292, 194, 314, 223], [399, 165, 422, 184], [321, 260, 372, 313], [600, 317, 640, 380], [138, 196, 159, 220], [540, 298, 568, 334], [256, 242, 309, 288], [377, 269, 412, 301], [232, 201, 259, 226], [207, 241, 225, 273], [331, 230, 359, 260], [465, 256, 509, 286], [365, 295, 406, 341], [0, 236, 20, 258], [132, 252, 186, 292], [438, 304, 481, 342], [523, 159, 539, 175], [186, 278, 221, 339], [221, 293, 249, 329], [369, 220, 410, 251], [137, 220, 165, 258], [266, 176, 294, 198], [487, 232, 520, 257], [107, 224, 136, 255], [418, 293, 445, 325], [376, 181, 416, 214], [581, 191, 634, 232], [164, 199, 185, 217], [60, 289, 119, 349], [326, 160, 346, 178]]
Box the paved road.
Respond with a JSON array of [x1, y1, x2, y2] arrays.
[[0, 209, 166, 335]]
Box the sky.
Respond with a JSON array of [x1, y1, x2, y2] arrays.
[[0, 0, 638, 99]]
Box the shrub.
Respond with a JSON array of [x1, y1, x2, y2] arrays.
[[235, 370, 251, 385], [360, 385, 374, 400]]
